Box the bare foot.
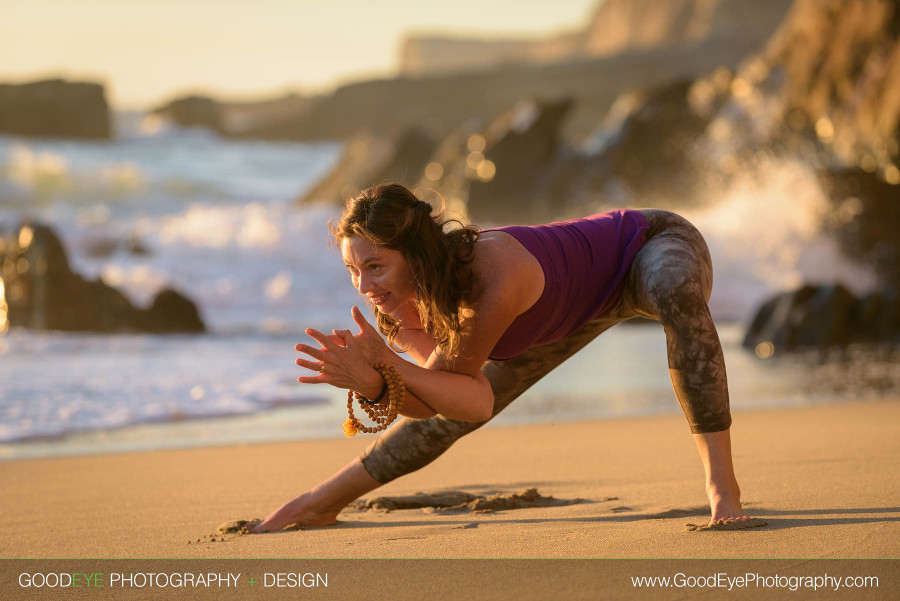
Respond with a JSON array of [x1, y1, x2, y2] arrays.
[[706, 481, 750, 526], [251, 492, 342, 533]]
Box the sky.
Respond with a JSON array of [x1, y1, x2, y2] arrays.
[[0, 0, 598, 109]]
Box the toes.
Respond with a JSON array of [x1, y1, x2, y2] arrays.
[[711, 514, 750, 525], [685, 517, 767, 532]]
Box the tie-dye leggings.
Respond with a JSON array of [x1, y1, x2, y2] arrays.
[[360, 209, 731, 484]]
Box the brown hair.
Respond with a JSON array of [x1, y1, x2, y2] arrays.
[[330, 183, 479, 360]]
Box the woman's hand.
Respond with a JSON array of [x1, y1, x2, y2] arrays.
[[295, 306, 389, 396]]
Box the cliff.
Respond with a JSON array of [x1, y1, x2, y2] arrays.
[[399, 0, 793, 77]]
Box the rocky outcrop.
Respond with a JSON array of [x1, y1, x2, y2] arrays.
[[295, 0, 900, 228], [707, 0, 900, 289], [743, 283, 899, 352], [763, 0, 900, 173], [0, 223, 205, 334], [415, 98, 576, 223], [582, 79, 722, 207], [152, 95, 224, 133], [157, 15, 772, 145], [150, 93, 316, 137], [681, 0, 900, 174], [821, 168, 900, 289], [299, 128, 437, 204], [399, 0, 792, 77], [399, 35, 578, 77], [298, 98, 583, 223], [0, 79, 111, 139]]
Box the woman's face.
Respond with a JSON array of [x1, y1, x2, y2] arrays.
[[341, 236, 417, 315]]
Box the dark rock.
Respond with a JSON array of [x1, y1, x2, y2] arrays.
[[743, 283, 900, 353], [151, 95, 224, 133], [743, 285, 819, 351], [151, 93, 316, 138], [405, 97, 575, 223], [84, 233, 151, 259], [791, 285, 859, 348], [299, 127, 437, 204], [0, 222, 204, 334], [145, 288, 205, 333], [467, 98, 572, 221], [820, 168, 900, 289], [0, 79, 111, 139], [855, 291, 900, 343], [582, 79, 714, 207]]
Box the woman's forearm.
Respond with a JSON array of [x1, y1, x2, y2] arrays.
[[397, 390, 438, 419], [354, 351, 492, 421], [383, 355, 494, 422]]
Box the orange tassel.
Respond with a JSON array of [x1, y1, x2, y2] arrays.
[[342, 418, 358, 438]]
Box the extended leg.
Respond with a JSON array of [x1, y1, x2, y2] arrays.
[[253, 312, 628, 531], [627, 210, 747, 524]]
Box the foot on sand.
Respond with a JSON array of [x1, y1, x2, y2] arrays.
[[684, 518, 768, 532]]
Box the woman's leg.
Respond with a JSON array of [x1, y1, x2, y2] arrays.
[[253, 311, 630, 531], [627, 210, 747, 524]]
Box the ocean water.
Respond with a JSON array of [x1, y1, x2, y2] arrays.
[[0, 112, 896, 460]]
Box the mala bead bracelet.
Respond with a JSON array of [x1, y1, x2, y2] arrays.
[[342, 362, 405, 438]]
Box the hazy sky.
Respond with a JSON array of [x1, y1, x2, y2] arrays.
[[0, 0, 598, 109]]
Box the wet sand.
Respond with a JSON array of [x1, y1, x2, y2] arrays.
[[2, 399, 898, 559]]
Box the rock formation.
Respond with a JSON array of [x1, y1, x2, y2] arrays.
[[399, 0, 793, 77], [0, 223, 205, 334], [153, 1, 794, 144], [299, 128, 437, 204], [743, 284, 899, 352], [0, 79, 111, 139], [152, 95, 225, 133]]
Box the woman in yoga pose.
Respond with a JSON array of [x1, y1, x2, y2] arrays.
[[253, 182, 751, 532]]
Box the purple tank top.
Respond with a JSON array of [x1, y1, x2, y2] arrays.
[[484, 210, 649, 361]]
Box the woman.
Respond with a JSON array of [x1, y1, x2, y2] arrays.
[[253, 182, 752, 532]]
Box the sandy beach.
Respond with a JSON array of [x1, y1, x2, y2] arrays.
[[2, 398, 898, 560]]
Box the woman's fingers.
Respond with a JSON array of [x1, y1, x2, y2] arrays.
[[305, 328, 338, 351], [330, 330, 352, 347], [333, 328, 354, 346], [351, 306, 376, 333], [295, 357, 322, 371], [294, 343, 325, 361], [297, 374, 328, 384]]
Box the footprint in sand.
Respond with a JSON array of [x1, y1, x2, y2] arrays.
[[684, 518, 768, 532], [354, 488, 582, 514]]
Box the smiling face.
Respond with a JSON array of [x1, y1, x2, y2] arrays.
[[341, 236, 418, 315]]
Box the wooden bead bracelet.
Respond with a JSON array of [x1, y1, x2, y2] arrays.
[[342, 362, 405, 437]]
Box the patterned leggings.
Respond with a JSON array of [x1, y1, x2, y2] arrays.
[[360, 209, 731, 484]]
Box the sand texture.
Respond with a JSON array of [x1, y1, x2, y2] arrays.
[[2, 399, 899, 559]]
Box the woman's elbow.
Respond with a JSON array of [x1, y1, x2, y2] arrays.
[[471, 392, 495, 423]]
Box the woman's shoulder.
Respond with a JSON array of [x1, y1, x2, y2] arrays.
[[466, 230, 544, 313]]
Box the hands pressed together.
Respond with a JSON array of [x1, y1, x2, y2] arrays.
[[295, 306, 390, 395]]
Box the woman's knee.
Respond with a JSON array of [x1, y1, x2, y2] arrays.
[[626, 218, 714, 319]]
